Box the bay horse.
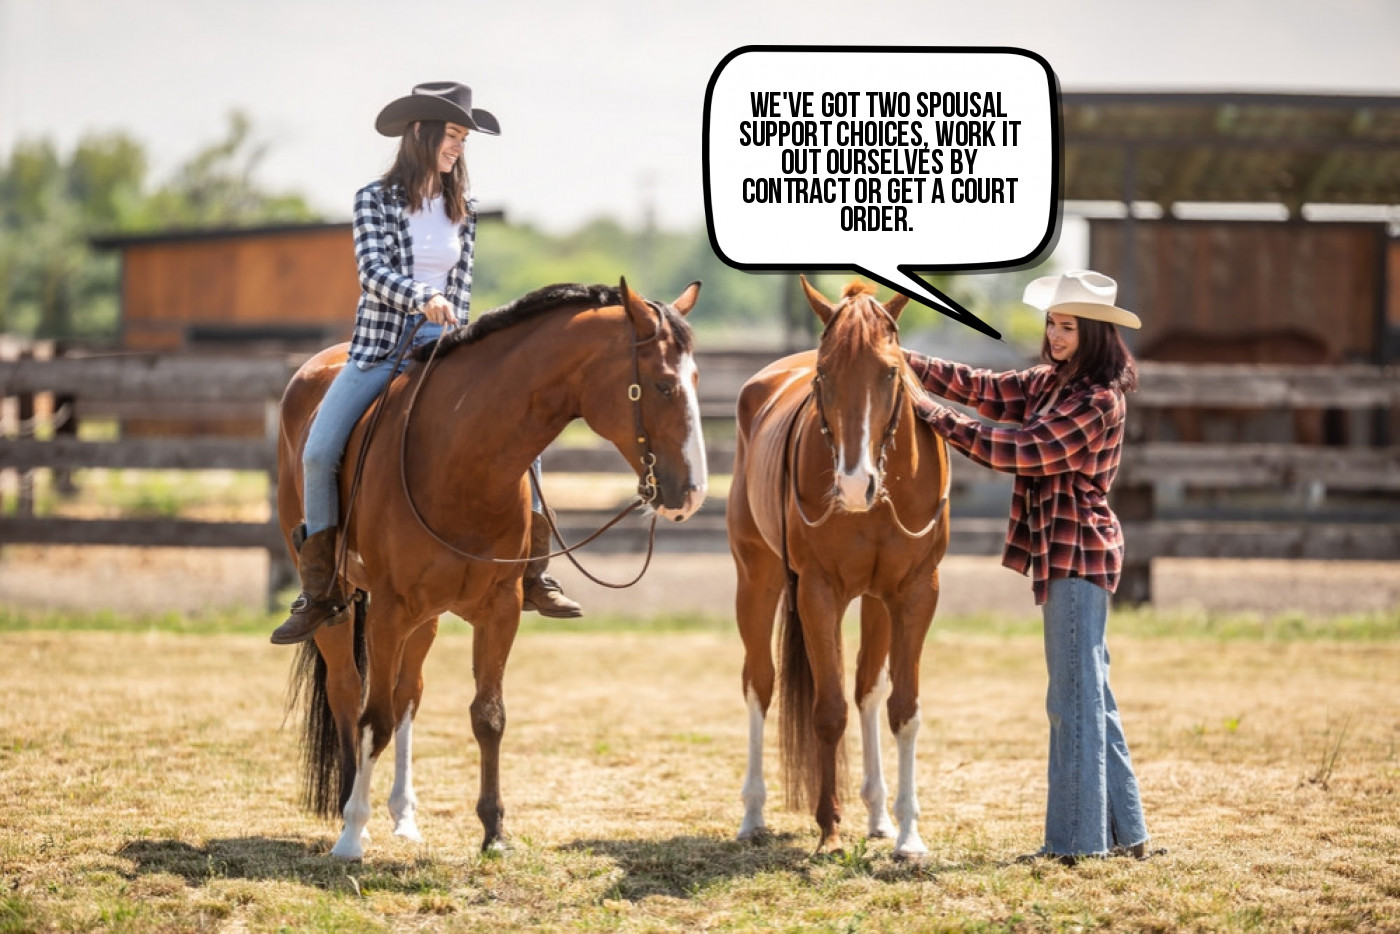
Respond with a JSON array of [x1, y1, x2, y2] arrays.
[[728, 278, 950, 858], [280, 280, 705, 858]]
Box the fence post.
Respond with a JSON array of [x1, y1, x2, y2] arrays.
[[264, 398, 295, 610], [1114, 481, 1153, 606]]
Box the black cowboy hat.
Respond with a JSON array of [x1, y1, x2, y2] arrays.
[[375, 81, 501, 137]]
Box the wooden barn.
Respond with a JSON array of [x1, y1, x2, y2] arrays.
[[1061, 92, 1400, 446], [1063, 92, 1400, 370], [91, 223, 361, 354]]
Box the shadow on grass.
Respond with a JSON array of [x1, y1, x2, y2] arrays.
[[115, 837, 450, 893], [561, 832, 814, 901], [563, 832, 1016, 900]]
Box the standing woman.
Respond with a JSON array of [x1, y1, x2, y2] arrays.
[[271, 81, 578, 646], [907, 269, 1158, 864]]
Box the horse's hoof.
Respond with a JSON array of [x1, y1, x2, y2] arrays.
[[737, 825, 772, 845], [868, 823, 896, 840], [893, 846, 929, 863], [330, 841, 364, 861], [481, 837, 511, 858], [393, 821, 423, 844]]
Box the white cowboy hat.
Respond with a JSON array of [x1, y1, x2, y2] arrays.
[[1022, 269, 1141, 329]]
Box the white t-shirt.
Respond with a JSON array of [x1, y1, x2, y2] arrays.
[[407, 195, 462, 294]]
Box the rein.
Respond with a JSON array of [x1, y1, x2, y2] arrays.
[[382, 304, 665, 588]]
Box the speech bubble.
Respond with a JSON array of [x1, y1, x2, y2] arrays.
[[703, 46, 1061, 340]]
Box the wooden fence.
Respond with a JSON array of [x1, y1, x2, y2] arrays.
[[3, 349, 1398, 607]]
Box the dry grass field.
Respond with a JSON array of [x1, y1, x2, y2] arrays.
[[1, 603, 1398, 932]]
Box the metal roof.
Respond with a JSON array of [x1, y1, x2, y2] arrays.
[[1062, 92, 1400, 213]]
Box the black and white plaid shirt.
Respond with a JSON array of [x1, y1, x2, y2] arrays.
[[348, 180, 477, 366]]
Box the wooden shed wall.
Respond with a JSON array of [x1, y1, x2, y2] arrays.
[[1089, 220, 1386, 363], [119, 229, 360, 350]]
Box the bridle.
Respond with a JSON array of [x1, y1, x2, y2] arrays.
[[788, 300, 945, 537], [336, 298, 675, 590]]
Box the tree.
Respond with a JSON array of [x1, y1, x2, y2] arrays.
[[0, 113, 316, 340]]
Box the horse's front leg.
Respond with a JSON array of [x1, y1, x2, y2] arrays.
[[798, 577, 849, 855], [732, 534, 785, 842], [468, 585, 522, 853], [855, 596, 897, 840], [885, 575, 940, 861], [331, 599, 411, 860], [388, 616, 439, 843]]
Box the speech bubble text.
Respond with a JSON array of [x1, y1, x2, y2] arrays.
[[703, 47, 1061, 339]]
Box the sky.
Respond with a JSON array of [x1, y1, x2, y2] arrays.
[[3, 0, 1399, 240]]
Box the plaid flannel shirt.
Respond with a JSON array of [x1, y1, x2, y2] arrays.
[[907, 352, 1126, 605], [347, 180, 477, 367]]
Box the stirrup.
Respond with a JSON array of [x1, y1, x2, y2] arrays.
[[287, 593, 350, 626]]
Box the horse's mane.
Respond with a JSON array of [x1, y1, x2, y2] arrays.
[[820, 280, 899, 368], [416, 281, 693, 360]]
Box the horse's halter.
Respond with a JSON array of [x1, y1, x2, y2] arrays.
[[807, 302, 905, 496], [625, 299, 668, 506], [789, 298, 943, 538]]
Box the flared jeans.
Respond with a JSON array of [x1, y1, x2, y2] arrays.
[[1040, 575, 1149, 856]]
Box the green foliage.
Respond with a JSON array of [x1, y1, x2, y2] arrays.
[[0, 112, 315, 340], [1, 111, 1052, 350]]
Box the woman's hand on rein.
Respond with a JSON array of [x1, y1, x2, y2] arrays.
[[422, 294, 454, 325]]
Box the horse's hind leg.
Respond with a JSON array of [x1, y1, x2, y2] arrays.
[[331, 600, 410, 860], [309, 608, 367, 855], [855, 596, 897, 840], [388, 616, 439, 843], [733, 535, 785, 841]]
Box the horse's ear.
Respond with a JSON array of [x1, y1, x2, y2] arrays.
[[800, 275, 837, 325], [884, 292, 911, 321], [619, 276, 658, 337], [671, 281, 701, 317]]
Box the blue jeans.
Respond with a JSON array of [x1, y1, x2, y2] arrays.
[[1041, 575, 1149, 856], [302, 318, 442, 535]]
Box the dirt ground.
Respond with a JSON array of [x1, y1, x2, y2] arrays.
[[2, 543, 1397, 620]]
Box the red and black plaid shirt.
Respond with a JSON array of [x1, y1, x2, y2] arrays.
[[907, 352, 1126, 605]]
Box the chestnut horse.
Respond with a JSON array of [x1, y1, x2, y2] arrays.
[[728, 278, 950, 858], [281, 280, 705, 858]]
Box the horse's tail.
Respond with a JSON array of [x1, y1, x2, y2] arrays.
[[284, 594, 367, 819], [778, 570, 836, 810]]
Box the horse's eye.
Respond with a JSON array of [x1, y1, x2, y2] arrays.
[[655, 381, 676, 398], [886, 366, 898, 380]]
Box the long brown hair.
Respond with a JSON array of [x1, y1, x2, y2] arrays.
[[380, 120, 469, 223], [1041, 316, 1139, 392]]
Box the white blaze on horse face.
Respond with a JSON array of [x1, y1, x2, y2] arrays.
[[656, 352, 708, 522], [834, 386, 879, 512]]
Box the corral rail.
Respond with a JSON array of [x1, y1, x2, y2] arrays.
[[3, 348, 1397, 606]]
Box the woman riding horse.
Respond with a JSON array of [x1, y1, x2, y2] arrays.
[[272, 80, 579, 647]]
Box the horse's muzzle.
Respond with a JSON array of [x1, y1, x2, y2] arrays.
[[834, 468, 880, 513], [656, 482, 706, 522]]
